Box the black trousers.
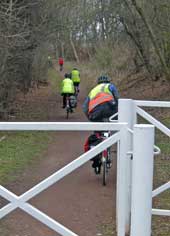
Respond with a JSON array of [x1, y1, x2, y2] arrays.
[[62, 93, 73, 107]]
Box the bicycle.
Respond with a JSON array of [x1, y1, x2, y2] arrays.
[[65, 94, 77, 119], [90, 131, 112, 186], [73, 83, 80, 99], [59, 64, 63, 72], [74, 86, 79, 99], [65, 95, 72, 119]]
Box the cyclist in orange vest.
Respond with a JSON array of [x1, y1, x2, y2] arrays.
[[83, 75, 119, 121]]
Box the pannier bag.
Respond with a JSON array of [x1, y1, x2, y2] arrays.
[[70, 95, 77, 108], [84, 133, 102, 161], [84, 133, 102, 152]]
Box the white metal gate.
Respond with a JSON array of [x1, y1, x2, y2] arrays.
[[1, 99, 168, 236], [118, 99, 170, 236], [0, 122, 129, 236]]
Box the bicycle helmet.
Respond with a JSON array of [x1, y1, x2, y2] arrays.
[[64, 73, 71, 78], [97, 75, 111, 84]]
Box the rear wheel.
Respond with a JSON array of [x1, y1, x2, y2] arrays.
[[102, 158, 107, 186], [74, 86, 79, 99], [60, 65, 63, 71], [66, 108, 69, 119], [106, 148, 112, 168], [66, 96, 70, 119]]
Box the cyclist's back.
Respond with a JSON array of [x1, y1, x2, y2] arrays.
[[83, 75, 119, 122], [71, 68, 80, 83]]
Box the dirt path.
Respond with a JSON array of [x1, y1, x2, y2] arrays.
[[1, 69, 117, 236]]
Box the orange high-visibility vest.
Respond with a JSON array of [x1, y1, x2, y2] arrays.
[[88, 84, 113, 113]]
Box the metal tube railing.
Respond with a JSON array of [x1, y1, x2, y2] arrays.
[[136, 107, 170, 137], [135, 100, 170, 108], [152, 181, 170, 198], [0, 122, 128, 236]]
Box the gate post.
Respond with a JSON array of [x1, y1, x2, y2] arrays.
[[117, 125, 128, 236], [131, 124, 154, 236], [118, 99, 136, 231]]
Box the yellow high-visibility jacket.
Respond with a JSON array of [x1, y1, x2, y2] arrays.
[[71, 69, 80, 83], [61, 78, 75, 94]]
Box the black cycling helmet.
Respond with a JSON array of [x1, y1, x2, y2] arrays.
[[97, 75, 111, 84], [64, 73, 71, 78]]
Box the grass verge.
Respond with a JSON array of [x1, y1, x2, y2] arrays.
[[0, 132, 51, 234], [0, 131, 51, 185]]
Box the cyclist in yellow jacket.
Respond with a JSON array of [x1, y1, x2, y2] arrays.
[[61, 73, 75, 109], [71, 68, 80, 95]]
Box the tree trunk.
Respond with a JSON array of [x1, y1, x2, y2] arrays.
[[121, 18, 153, 75], [70, 33, 80, 63], [131, 0, 170, 80]]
